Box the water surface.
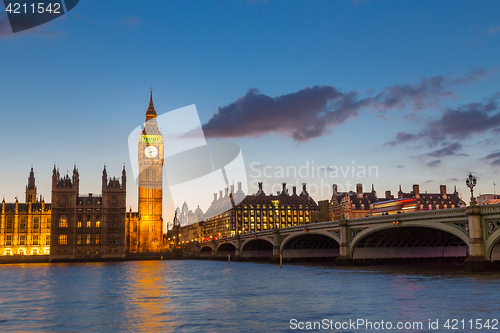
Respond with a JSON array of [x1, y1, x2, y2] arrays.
[[1, 260, 499, 332]]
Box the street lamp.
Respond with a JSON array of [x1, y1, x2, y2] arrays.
[[466, 172, 477, 206]]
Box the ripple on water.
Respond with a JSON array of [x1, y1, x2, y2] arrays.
[[0, 261, 499, 332]]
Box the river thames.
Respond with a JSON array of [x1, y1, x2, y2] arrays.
[[1, 260, 499, 332]]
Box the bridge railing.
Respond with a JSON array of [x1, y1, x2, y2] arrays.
[[480, 204, 500, 215], [198, 205, 500, 245]]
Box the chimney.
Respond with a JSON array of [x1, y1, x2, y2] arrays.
[[238, 182, 242, 192], [225, 188, 229, 197], [230, 185, 234, 194], [356, 183, 363, 198], [385, 190, 392, 199], [257, 182, 264, 195], [333, 184, 338, 195], [219, 190, 223, 199], [440, 185, 447, 199], [214, 193, 217, 201], [282, 183, 287, 195], [413, 184, 420, 198], [293, 186, 297, 195], [301, 183, 308, 196]]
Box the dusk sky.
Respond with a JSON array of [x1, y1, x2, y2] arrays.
[[1, 0, 500, 227]]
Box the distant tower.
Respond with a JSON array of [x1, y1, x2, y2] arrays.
[[137, 89, 164, 252], [25, 167, 37, 204], [172, 210, 180, 246], [194, 205, 204, 222], [181, 201, 189, 226]]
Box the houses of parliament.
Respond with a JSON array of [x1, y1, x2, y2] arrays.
[[0, 91, 165, 259]]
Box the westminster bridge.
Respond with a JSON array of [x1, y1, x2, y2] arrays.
[[196, 204, 500, 268]]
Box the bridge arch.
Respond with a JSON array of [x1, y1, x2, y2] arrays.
[[215, 242, 236, 258], [351, 222, 469, 259], [280, 230, 340, 259], [485, 228, 500, 261], [282, 232, 340, 259], [199, 245, 213, 257], [240, 238, 274, 259]]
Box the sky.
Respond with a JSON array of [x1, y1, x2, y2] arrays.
[[1, 0, 500, 228]]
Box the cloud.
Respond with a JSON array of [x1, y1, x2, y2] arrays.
[[396, 165, 404, 168], [374, 76, 452, 112], [483, 151, 500, 160], [385, 132, 420, 146], [426, 160, 442, 167], [387, 92, 500, 146], [447, 178, 459, 182], [481, 151, 500, 166], [121, 16, 142, 27], [318, 166, 337, 172], [488, 26, 500, 35], [203, 68, 490, 142], [203, 86, 365, 141], [424, 93, 500, 141], [424, 180, 434, 184], [450, 67, 488, 85], [427, 142, 463, 157]]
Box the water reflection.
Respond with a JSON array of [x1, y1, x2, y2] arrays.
[[0, 261, 499, 332], [122, 261, 174, 332]]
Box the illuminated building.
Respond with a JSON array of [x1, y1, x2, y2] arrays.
[[318, 183, 383, 220], [202, 182, 320, 239], [477, 194, 500, 205], [395, 184, 465, 211], [327, 183, 465, 220], [50, 165, 126, 261], [126, 91, 164, 253], [0, 168, 51, 256]]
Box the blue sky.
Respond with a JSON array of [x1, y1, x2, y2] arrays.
[[1, 0, 500, 225]]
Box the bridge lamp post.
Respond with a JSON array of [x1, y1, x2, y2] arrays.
[[466, 173, 477, 206]]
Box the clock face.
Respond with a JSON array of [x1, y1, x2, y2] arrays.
[[144, 146, 158, 158]]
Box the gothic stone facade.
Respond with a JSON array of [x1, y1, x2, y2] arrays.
[[50, 166, 126, 261], [0, 168, 51, 256]]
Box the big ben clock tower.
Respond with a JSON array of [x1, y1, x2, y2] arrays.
[[137, 89, 164, 252]]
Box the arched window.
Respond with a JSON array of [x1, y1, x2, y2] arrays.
[[59, 216, 68, 227]]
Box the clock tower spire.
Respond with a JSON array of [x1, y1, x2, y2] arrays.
[[145, 86, 157, 122], [137, 88, 164, 252]]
